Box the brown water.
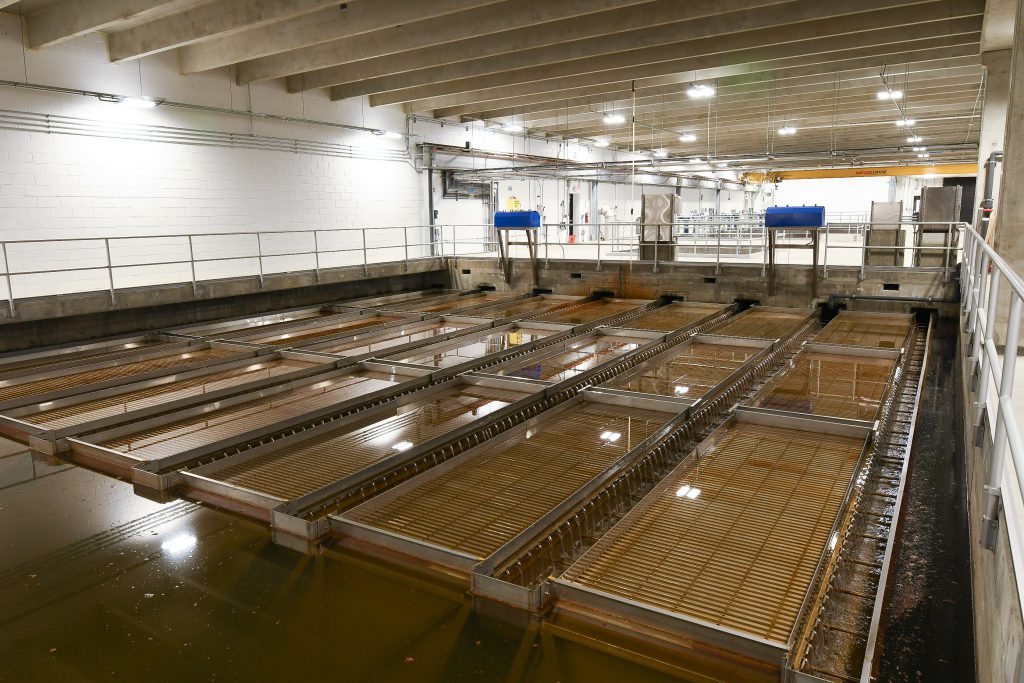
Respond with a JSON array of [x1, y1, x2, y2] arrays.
[[0, 438, 687, 682]]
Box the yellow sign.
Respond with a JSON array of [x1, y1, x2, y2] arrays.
[[506, 196, 522, 211]]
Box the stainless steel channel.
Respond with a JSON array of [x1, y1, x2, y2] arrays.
[[0, 334, 178, 379], [382, 291, 522, 314], [295, 320, 478, 356], [531, 298, 649, 325]]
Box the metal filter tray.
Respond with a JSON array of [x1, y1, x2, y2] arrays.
[[458, 295, 582, 320], [556, 419, 866, 657], [488, 331, 654, 383], [182, 382, 535, 509], [384, 291, 521, 313], [82, 367, 421, 464], [0, 345, 240, 405], [532, 299, 647, 325], [11, 356, 322, 432], [390, 326, 558, 369], [617, 302, 730, 333], [335, 397, 677, 566], [814, 311, 913, 349], [751, 350, 895, 421], [601, 337, 766, 400], [299, 321, 475, 356], [710, 307, 811, 340]]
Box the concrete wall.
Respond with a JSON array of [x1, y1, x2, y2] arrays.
[[447, 256, 958, 313], [960, 334, 1024, 683]]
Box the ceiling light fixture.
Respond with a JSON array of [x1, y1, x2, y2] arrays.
[[777, 125, 797, 136], [877, 90, 903, 100], [912, 146, 927, 152], [917, 153, 930, 158], [654, 149, 668, 158], [686, 83, 715, 99], [594, 139, 610, 148], [679, 133, 697, 143], [504, 123, 523, 133], [602, 113, 626, 125], [895, 118, 916, 127], [907, 135, 922, 143]]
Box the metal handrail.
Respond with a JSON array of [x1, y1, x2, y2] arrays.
[[0, 221, 965, 318], [961, 223, 1024, 623]]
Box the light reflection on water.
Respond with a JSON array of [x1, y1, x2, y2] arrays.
[[0, 441, 690, 683]]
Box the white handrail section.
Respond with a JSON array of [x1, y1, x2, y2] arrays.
[[961, 224, 1024, 620]]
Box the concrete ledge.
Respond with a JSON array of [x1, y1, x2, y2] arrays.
[[447, 257, 959, 312], [1, 260, 447, 353]]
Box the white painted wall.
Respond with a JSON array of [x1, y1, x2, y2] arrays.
[[0, 13, 426, 298], [772, 177, 895, 217]]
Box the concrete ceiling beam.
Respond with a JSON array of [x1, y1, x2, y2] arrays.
[[26, 0, 203, 48], [476, 69, 985, 126], [329, 0, 940, 100], [106, 0, 340, 62], [241, 0, 654, 86], [284, 0, 800, 91], [433, 52, 982, 118], [392, 16, 982, 110], [177, 0, 505, 74]]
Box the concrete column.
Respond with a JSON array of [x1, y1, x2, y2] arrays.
[[992, 0, 1024, 263], [978, 49, 1011, 239]]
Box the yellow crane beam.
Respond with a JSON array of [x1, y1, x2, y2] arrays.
[[743, 163, 977, 183]]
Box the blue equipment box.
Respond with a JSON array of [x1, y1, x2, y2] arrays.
[[765, 205, 825, 228], [494, 211, 541, 229]]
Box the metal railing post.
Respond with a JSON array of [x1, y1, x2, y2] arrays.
[[1, 242, 14, 318], [653, 224, 659, 273], [255, 232, 265, 289], [362, 228, 368, 277], [943, 222, 953, 282], [187, 235, 198, 296], [312, 230, 321, 284], [403, 226, 409, 263], [716, 223, 721, 275], [983, 294, 1022, 548], [822, 223, 830, 278], [976, 269, 1001, 435], [104, 238, 116, 305], [970, 252, 992, 379]]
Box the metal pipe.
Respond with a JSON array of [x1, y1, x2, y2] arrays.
[[979, 151, 1004, 238], [828, 293, 959, 305]]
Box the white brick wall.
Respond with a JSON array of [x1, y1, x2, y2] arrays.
[[0, 13, 428, 300]]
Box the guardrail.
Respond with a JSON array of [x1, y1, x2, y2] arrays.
[[0, 220, 964, 317], [961, 224, 1024, 621]]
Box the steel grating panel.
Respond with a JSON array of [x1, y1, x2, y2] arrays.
[[533, 300, 643, 325], [0, 347, 239, 404], [21, 357, 322, 431], [752, 352, 895, 421], [560, 422, 865, 645], [336, 289, 459, 308], [712, 310, 809, 340], [494, 337, 645, 382], [603, 342, 762, 399], [178, 309, 330, 336], [200, 385, 530, 501], [814, 314, 913, 349], [395, 328, 555, 368], [464, 297, 568, 320], [386, 292, 518, 313], [0, 338, 172, 378], [235, 315, 404, 346], [344, 403, 672, 560], [98, 370, 406, 461], [308, 323, 473, 356], [619, 303, 727, 332]]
